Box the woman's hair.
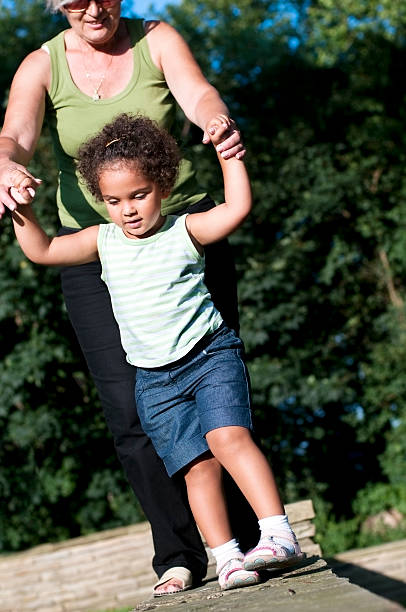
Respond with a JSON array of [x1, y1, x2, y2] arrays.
[[77, 114, 181, 202], [45, 0, 66, 12], [46, 0, 84, 11]]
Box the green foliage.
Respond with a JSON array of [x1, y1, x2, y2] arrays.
[[306, 0, 406, 67], [164, 0, 406, 553], [0, 0, 65, 110], [314, 482, 406, 555], [0, 126, 144, 551], [1, 0, 406, 556]]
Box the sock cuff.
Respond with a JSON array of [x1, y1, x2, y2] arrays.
[[258, 514, 292, 533], [210, 538, 242, 573], [211, 537, 239, 557]]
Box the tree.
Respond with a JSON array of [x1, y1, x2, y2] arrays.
[[163, 0, 406, 552], [0, 1, 143, 551], [1, 0, 405, 554]]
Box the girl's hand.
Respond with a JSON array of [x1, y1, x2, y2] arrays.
[[202, 115, 246, 160], [0, 162, 42, 217]]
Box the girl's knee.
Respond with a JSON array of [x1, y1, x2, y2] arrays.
[[183, 453, 221, 485], [207, 426, 252, 457]]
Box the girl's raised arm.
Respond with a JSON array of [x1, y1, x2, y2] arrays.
[[186, 120, 252, 246]]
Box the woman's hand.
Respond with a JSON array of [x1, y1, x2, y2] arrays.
[[147, 22, 245, 160], [203, 115, 246, 160], [0, 162, 41, 217]]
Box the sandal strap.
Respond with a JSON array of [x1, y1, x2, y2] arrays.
[[218, 557, 245, 582], [154, 566, 192, 590], [249, 534, 301, 558], [263, 530, 299, 543], [218, 557, 258, 589], [217, 556, 244, 574]]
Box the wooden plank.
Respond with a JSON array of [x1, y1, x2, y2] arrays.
[[334, 538, 406, 562], [332, 538, 406, 583], [285, 499, 315, 523], [7, 521, 152, 557], [292, 519, 316, 539], [8, 499, 316, 561], [299, 537, 322, 556]]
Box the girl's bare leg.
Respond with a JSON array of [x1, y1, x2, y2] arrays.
[[183, 452, 232, 548], [154, 455, 229, 595], [183, 452, 260, 590], [205, 426, 284, 518], [206, 426, 304, 571]]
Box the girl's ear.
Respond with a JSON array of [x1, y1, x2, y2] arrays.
[[161, 189, 171, 200]]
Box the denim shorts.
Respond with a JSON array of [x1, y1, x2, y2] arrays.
[[135, 325, 253, 476]]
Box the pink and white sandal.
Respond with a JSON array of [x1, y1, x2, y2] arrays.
[[244, 532, 305, 571], [218, 556, 260, 590]]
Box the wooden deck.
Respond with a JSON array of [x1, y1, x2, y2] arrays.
[[0, 500, 404, 612], [330, 539, 406, 607], [133, 556, 404, 612]]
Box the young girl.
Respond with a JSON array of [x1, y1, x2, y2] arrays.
[[11, 114, 303, 592]]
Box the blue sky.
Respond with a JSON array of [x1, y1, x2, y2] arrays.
[[124, 0, 179, 18]]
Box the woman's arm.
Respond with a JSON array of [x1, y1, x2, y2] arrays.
[[186, 135, 252, 246], [145, 21, 245, 159], [12, 204, 99, 266], [0, 49, 50, 216]]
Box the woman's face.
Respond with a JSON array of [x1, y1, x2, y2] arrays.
[[61, 0, 122, 48]]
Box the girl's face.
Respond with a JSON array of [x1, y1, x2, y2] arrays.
[[99, 161, 167, 240]]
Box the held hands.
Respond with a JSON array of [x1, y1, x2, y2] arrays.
[[202, 115, 245, 159], [0, 163, 41, 218]]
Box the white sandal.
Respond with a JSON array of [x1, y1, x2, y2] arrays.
[[153, 566, 193, 597], [244, 532, 305, 571], [218, 557, 260, 591]]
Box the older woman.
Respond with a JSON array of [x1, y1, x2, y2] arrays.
[[0, 0, 257, 596]]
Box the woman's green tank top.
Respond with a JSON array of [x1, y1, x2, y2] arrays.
[[44, 18, 206, 228]]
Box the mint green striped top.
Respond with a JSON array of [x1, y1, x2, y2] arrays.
[[97, 215, 223, 367]]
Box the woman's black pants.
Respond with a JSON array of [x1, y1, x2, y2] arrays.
[[59, 196, 259, 580]]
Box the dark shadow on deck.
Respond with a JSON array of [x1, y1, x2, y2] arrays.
[[257, 554, 327, 579], [327, 557, 406, 608]]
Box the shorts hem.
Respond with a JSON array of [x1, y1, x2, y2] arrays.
[[201, 408, 252, 437], [163, 437, 209, 477]]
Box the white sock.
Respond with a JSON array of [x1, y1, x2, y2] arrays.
[[258, 515, 296, 552], [258, 514, 292, 535], [210, 538, 242, 573]]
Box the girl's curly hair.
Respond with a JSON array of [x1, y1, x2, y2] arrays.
[[77, 114, 181, 202]]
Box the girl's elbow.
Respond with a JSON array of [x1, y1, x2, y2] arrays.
[[231, 210, 250, 233], [240, 206, 252, 223], [24, 251, 48, 265]]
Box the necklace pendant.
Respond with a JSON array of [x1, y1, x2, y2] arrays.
[[92, 92, 100, 101]]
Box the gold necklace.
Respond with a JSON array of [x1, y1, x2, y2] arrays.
[[81, 47, 114, 101]]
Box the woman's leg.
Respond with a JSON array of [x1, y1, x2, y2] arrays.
[[59, 251, 207, 582]]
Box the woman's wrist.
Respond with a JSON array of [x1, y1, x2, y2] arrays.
[[203, 115, 246, 160]]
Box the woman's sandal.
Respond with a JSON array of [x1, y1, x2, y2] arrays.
[[153, 566, 193, 597]]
